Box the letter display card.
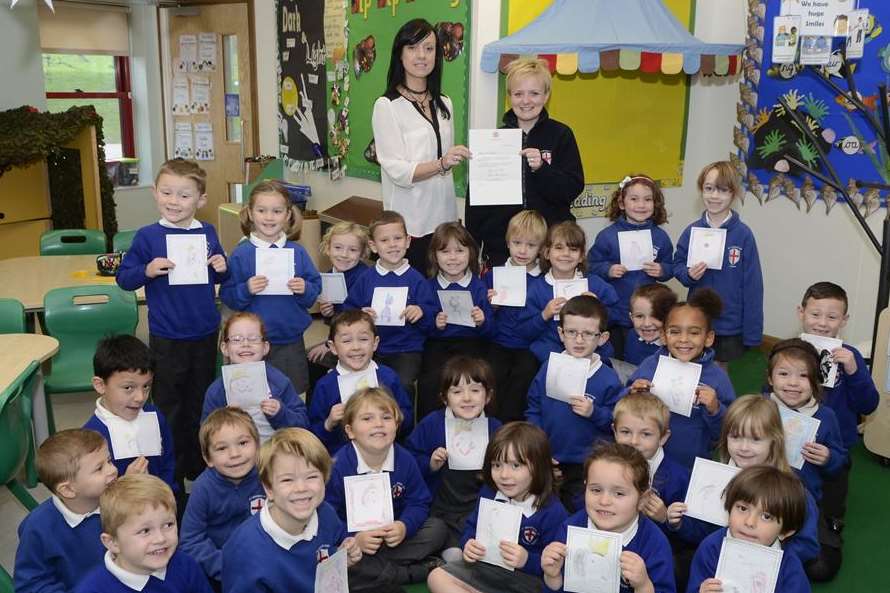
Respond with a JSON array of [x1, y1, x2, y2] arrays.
[[256, 248, 295, 295], [166, 234, 208, 285], [476, 498, 523, 570], [371, 287, 409, 326], [445, 417, 488, 470], [799, 332, 843, 387], [650, 355, 702, 417], [337, 369, 379, 404], [684, 458, 741, 526], [320, 272, 348, 304], [617, 229, 654, 271], [779, 406, 821, 470], [687, 227, 727, 270], [437, 290, 475, 327], [545, 352, 590, 403], [715, 536, 783, 593], [468, 128, 523, 206], [491, 266, 526, 307], [344, 473, 394, 532], [564, 525, 622, 593], [222, 362, 270, 408]]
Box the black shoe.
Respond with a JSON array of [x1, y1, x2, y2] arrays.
[[406, 556, 445, 584]]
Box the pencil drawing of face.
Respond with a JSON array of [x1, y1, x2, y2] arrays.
[[453, 422, 476, 456]]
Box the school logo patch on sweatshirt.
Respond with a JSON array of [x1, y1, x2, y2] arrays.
[[315, 544, 333, 563], [391, 482, 405, 499], [541, 150, 552, 165], [521, 526, 540, 545], [248, 495, 266, 515], [728, 246, 742, 267]]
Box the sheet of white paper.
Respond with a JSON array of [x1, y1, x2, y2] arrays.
[[173, 121, 193, 159], [715, 537, 783, 593], [320, 272, 348, 304], [371, 287, 409, 326], [610, 358, 638, 387], [564, 525, 622, 593], [445, 417, 488, 470], [193, 122, 214, 161], [172, 76, 190, 115], [337, 369, 379, 404], [107, 412, 163, 459], [179, 34, 197, 71], [437, 290, 475, 328], [687, 227, 726, 270], [222, 362, 270, 408], [617, 230, 654, 271], [476, 498, 523, 570], [545, 352, 590, 403], [779, 406, 821, 470], [684, 458, 741, 526], [256, 248, 295, 295], [166, 234, 208, 285], [553, 278, 588, 320], [468, 128, 523, 206], [650, 355, 702, 417], [772, 15, 802, 64], [314, 546, 348, 593], [846, 9, 869, 59], [344, 473, 394, 532], [197, 32, 218, 72], [491, 266, 526, 307], [190, 76, 211, 114], [799, 333, 843, 387]]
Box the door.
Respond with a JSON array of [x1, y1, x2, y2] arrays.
[[162, 2, 255, 223]]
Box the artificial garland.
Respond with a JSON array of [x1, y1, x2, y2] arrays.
[[0, 105, 117, 237]]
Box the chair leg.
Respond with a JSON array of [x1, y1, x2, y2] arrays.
[[24, 432, 38, 489], [44, 391, 56, 436], [8, 480, 38, 511]]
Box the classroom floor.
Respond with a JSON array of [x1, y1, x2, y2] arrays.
[[2, 348, 887, 592]]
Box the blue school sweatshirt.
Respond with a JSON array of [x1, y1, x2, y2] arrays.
[[460, 486, 568, 577], [427, 273, 495, 339], [75, 549, 213, 593], [822, 343, 879, 448], [482, 265, 541, 349], [326, 443, 432, 538], [548, 511, 676, 593], [405, 409, 502, 492], [179, 466, 266, 581], [83, 403, 176, 490], [686, 529, 810, 593], [672, 211, 763, 345], [14, 498, 105, 593], [222, 503, 345, 593], [519, 272, 620, 362], [219, 239, 321, 344], [652, 453, 690, 510], [624, 329, 662, 365], [526, 355, 623, 464], [625, 348, 735, 469], [327, 263, 370, 316], [116, 221, 228, 340], [342, 262, 437, 354], [308, 362, 414, 453], [201, 362, 309, 431], [587, 217, 674, 328]]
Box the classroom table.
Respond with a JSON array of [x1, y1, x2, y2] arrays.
[[0, 333, 59, 445], [318, 195, 383, 230]]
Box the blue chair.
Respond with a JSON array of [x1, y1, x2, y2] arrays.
[[40, 229, 107, 256], [113, 229, 138, 252], [0, 298, 25, 333]]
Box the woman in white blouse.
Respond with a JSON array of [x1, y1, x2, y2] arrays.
[[372, 18, 470, 272]]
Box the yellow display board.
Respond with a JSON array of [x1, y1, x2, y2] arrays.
[[505, 0, 692, 188]]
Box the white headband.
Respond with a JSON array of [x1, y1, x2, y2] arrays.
[[619, 175, 652, 190]]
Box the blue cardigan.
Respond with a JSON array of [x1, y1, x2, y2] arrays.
[[482, 267, 541, 349], [325, 263, 370, 316], [821, 343, 879, 448], [75, 550, 213, 593], [624, 328, 662, 366], [426, 274, 495, 339]]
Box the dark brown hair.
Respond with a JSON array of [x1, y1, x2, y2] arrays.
[[767, 338, 823, 402], [606, 174, 668, 225], [559, 294, 608, 331], [239, 180, 302, 239], [583, 442, 650, 496], [328, 310, 378, 342], [541, 221, 588, 275], [631, 283, 677, 321], [37, 429, 108, 493], [724, 465, 807, 535], [200, 407, 260, 461], [427, 221, 480, 277], [664, 288, 723, 331], [438, 355, 496, 410], [483, 422, 554, 510], [800, 281, 848, 313]]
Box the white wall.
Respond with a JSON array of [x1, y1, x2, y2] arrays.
[[0, 0, 47, 111]]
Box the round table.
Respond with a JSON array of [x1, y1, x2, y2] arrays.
[[0, 333, 60, 444]]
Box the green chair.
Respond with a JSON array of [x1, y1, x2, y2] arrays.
[[0, 360, 40, 510], [43, 285, 138, 433], [39, 229, 107, 256], [0, 298, 25, 333], [113, 229, 138, 252]]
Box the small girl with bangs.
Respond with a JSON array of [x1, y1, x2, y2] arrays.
[[417, 222, 494, 419], [624, 283, 677, 366], [220, 180, 322, 395], [520, 221, 620, 363], [427, 422, 568, 593], [406, 356, 503, 558], [541, 442, 676, 593], [588, 175, 674, 359]]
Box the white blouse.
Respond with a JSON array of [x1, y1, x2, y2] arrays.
[[371, 94, 458, 237]]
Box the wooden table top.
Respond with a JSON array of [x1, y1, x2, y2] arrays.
[[319, 196, 383, 229], [0, 334, 59, 391]]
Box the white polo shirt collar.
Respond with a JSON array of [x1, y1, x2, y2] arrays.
[[353, 442, 395, 474], [494, 491, 538, 518], [51, 495, 100, 528], [375, 259, 410, 276], [158, 218, 202, 230], [104, 551, 166, 591], [249, 232, 287, 248], [437, 271, 472, 289], [588, 515, 639, 546], [336, 360, 378, 376], [259, 504, 319, 550]]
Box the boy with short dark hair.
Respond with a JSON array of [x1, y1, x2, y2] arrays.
[[14, 429, 118, 593], [117, 158, 229, 483]]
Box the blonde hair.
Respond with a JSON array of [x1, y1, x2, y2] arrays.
[[697, 160, 741, 198], [613, 392, 671, 436], [321, 221, 370, 261], [506, 209, 547, 244], [155, 158, 207, 194], [718, 395, 791, 473], [199, 407, 260, 461], [505, 57, 552, 95], [258, 428, 332, 488], [239, 180, 302, 239], [342, 387, 403, 429], [100, 474, 176, 537], [36, 429, 108, 494]]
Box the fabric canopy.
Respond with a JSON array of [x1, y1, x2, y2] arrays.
[[481, 0, 744, 76]]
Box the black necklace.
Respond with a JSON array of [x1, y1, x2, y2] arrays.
[[403, 83, 428, 94]]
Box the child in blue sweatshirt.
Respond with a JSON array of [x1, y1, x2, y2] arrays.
[[406, 355, 503, 558], [220, 180, 321, 395], [116, 158, 228, 482], [417, 222, 494, 418], [626, 289, 736, 469], [527, 295, 623, 511], [222, 428, 361, 593], [201, 312, 308, 443], [83, 335, 176, 490], [343, 210, 437, 406], [180, 408, 266, 585], [326, 388, 447, 592], [541, 443, 676, 593], [74, 474, 212, 593], [309, 310, 413, 453], [427, 422, 567, 593], [482, 209, 546, 422], [624, 284, 677, 366], [588, 174, 674, 359], [15, 429, 117, 593], [672, 161, 763, 366], [686, 466, 811, 593], [520, 221, 620, 363]]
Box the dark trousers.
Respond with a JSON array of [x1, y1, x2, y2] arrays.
[[607, 324, 627, 361], [558, 462, 585, 513], [417, 337, 488, 420], [405, 233, 433, 276], [267, 340, 309, 395], [149, 333, 218, 481], [375, 352, 422, 423], [820, 458, 851, 521], [485, 342, 540, 422], [307, 350, 338, 406]]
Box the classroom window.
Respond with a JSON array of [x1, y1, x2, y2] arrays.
[[223, 34, 242, 143]]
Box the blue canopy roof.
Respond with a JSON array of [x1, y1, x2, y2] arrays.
[[481, 0, 744, 75]]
